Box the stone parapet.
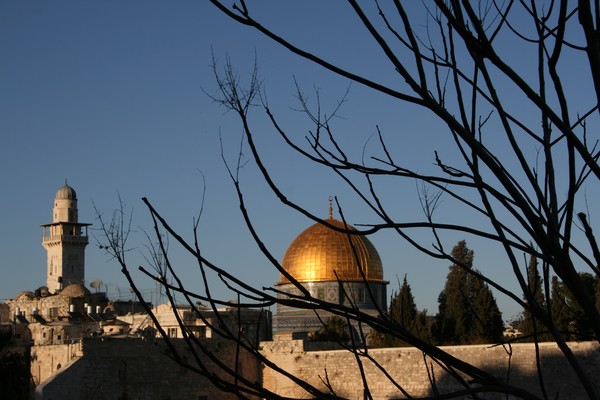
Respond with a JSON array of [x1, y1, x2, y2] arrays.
[[260, 340, 600, 399]]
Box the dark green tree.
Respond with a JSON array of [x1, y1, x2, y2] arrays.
[[390, 275, 417, 328], [413, 309, 431, 344], [436, 240, 473, 344], [563, 273, 597, 340], [550, 273, 599, 341], [436, 240, 503, 344], [470, 274, 504, 343], [381, 275, 430, 346], [0, 331, 31, 400], [550, 276, 573, 340], [520, 255, 551, 341], [311, 316, 350, 343]]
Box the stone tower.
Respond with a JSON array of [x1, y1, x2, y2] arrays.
[[41, 182, 91, 293]]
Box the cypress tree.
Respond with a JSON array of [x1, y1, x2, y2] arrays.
[[470, 273, 504, 343], [381, 275, 430, 347], [549, 273, 597, 340], [390, 275, 418, 329], [436, 240, 503, 344], [437, 240, 474, 344], [520, 254, 551, 341], [563, 272, 597, 340], [550, 276, 572, 339]]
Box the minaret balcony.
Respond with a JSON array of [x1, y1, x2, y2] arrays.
[[42, 235, 89, 245]]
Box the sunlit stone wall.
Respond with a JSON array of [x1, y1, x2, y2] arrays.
[[261, 340, 600, 399]]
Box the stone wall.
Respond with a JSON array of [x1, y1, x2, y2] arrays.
[[32, 337, 600, 399], [35, 337, 261, 400], [260, 340, 600, 399], [31, 341, 84, 386]]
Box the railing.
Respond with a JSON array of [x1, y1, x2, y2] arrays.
[[42, 235, 88, 244]]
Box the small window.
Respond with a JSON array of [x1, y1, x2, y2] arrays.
[[198, 326, 206, 338], [358, 288, 365, 303], [168, 328, 178, 338]]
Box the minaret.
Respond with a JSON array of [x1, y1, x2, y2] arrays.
[[41, 181, 91, 293]]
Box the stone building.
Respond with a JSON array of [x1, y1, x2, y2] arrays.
[[274, 201, 388, 338], [147, 303, 271, 343], [5, 285, 109, 349]]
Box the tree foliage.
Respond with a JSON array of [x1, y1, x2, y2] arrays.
[[310, 316, 350, 344], [551, 272, 599, 341], [376, 275, 431, 347], [0, 331, 30, 400], [390, 275, 418, 330], [513, 270, 600, 342], [471, 271, 505, 343], [550, 275, 573, 340], [519, 254, 553, 341], [436, 240, 503, 344]]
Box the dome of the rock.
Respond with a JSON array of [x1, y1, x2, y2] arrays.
[[274, 208, 388, 337], [280, 218, 384, 284]]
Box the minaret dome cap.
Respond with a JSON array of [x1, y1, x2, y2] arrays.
[[55, 181, 77, 200]]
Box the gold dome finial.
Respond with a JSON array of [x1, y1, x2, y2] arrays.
[[328, 196, 333, 219]]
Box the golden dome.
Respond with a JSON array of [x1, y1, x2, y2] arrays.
[[279, 218, 384, 284]]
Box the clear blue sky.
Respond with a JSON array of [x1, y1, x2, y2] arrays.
[[2, 2, 595, 322]]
